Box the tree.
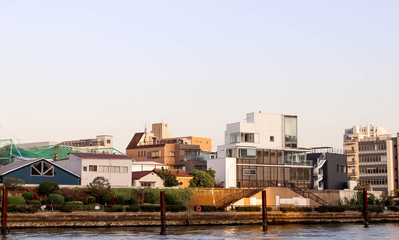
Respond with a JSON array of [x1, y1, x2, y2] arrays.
[[3, 177, 25, 196], [157, 168, 182, 187], [38, 181, 59, 195], [86, 176, 111, 202], [204, 168, 216, 180], [189, 169, 214, 188]]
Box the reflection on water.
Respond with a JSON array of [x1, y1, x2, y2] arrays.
[[1, 223, 399, 240]]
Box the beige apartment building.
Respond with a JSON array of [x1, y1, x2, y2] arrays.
[[343, 126, 398, 195], [126, 123, 213, 172]]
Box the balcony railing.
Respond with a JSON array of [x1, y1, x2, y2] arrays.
[[344, 150, 357, 155], [284, 159, 313, 166], [347, 161, 357, 166], [348, 172, 357, 177], [180, 155, 209, 162]]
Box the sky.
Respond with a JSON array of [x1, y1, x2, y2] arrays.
[[1, 0, 399, 152]]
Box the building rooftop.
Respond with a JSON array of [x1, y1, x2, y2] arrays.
[[70, 153, 131, 160], [131, 171, 155, 180]]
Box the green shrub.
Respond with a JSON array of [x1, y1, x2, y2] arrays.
[[52, 190, 62, 195], [48, 193, 65, 205], [125, 196, 138, 205], [8, 205, 39, 213], [64, 195, 74, 202], [116, 195, 125, 205], [39, 181, 59, 195], [27, 200, 41, 205], [194, 206, 225, 212], [166, 205, 187, 212], [369, 205, 384, 213], [87, 203, 104, 211], [165, 193, 176, 205], [316, 206, 345, 213], [394, 200, 399, 206], [126, 205, 140, 212], [59, 205, 73, 213], [140, 204, 160, 212], [390, 206, 399, 212], [280, 207, 313, 212], [235, 206, 261, 212], [63, 201, 83, 211], [22, 192, 33, 200], [107, 205, 123, 212], [386, 198, 394, 206], [87, 196, 96, 204], [8, 196, 26, 205], [102, 194, 112, 204]]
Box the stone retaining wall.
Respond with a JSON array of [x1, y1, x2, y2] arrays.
[[6, 211, 399, 228]]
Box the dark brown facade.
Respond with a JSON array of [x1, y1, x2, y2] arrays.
[[236, 149, 312, 189]]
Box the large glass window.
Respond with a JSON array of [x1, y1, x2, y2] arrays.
[[284, 116, 297, 147], [238, 148, 257, 158], [230, 132, 257, 143], [230, 133, 240, 143]]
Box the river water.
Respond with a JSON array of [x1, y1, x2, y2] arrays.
[[3, 223, 399, 240]]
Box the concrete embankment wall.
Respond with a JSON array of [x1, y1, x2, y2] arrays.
[[7, 211, 399, 228]]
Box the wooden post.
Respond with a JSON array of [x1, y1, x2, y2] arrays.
[[160, 191, 166, 234], [262, 190, 267, 231], [363, 189, 369, 227], [1, 187, 8, 234]]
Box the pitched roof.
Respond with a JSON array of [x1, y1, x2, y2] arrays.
[[131, 170, 156, 180], [70, 153, 131, 160], [126, 132, 144, 149], [0, 158, 80, 177]]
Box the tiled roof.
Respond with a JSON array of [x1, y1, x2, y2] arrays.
[[132, 170, 155, 180], [70, 153, 131, 160]]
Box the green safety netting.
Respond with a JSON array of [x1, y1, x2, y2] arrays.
[[0, 139, 134, 166]]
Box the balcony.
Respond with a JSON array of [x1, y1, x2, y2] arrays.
[[347, 161, 357, 166], [344, 150, 357, 155], [180, 155, 209, 162], [348, 172, 357, 177], [284, 159, 313, 166]]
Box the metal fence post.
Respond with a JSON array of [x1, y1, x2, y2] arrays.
[[160, 191, 166, 234], [262, 190, 267, 231]]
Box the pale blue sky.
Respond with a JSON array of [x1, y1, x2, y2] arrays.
[[1, 0, 398, 152]]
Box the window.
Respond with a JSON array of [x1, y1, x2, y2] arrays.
[[151, 151, 160, 158], [270, 136, 274, 142], [337, 165, 347, 173], [107, 139, 111, 144], [110, 166, 120, 173], [89, 165, 97, 172], [121, 167, 128, 173], [230, 133, 240, 143], [83, 166, 87, 172], [140, 182, 154, 187], [169, 152, 175, 157], [30, 161, 54, 177], [238, 148, 257, 158], [284, 116, 297, 147], [243, 169, 256, 175], [98, 166, 109, 172]]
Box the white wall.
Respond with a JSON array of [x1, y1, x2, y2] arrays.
[[81, 158, 132, 186], [132, 172, 164, 188], [207, 157, 236, 188], [223, 112, 286, 150]]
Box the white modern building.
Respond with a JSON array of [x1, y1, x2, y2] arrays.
[[56, 153, 132, 186], [208, 112, 312, 189]]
